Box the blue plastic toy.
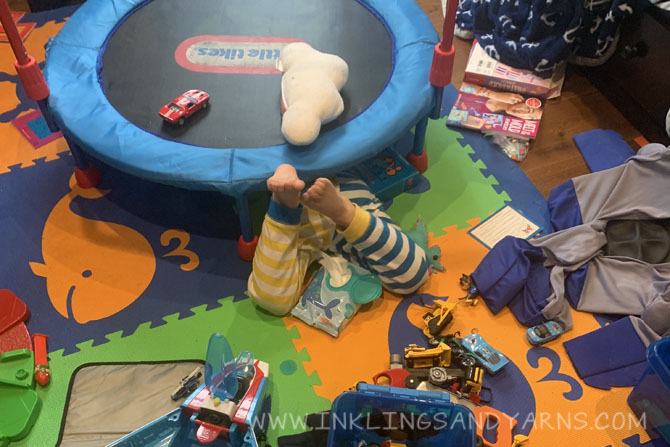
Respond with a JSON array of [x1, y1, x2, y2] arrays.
[[526, 321, 563, 346], [108, 334, 269, 447], [328, 383, 477, 447], [462, 333, 509, 375], [628, 337, 670, 447]]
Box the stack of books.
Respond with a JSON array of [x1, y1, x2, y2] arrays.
[[447, 42, 566, 161]]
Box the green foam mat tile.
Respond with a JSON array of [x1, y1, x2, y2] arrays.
[[388, 119, 511, 236], [15, 297, 327, 446]]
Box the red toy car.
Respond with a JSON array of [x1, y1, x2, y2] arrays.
[[159, 89, 210, 125]]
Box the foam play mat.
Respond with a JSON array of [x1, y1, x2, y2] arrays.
[[0, 6, 656, 447]]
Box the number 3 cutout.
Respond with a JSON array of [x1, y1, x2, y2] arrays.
[[526, 346, 583, 401], [161, 230, 200, 272]]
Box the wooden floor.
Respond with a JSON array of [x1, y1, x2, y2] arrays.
[[6, 0, 644, 198], [417, 0, 642, 197]]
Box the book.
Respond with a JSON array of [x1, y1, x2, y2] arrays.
[[446, 83, 544, 139], [464, 41, 566, 99], [349, 147, 419, 203], [468, 205, 542, 249]]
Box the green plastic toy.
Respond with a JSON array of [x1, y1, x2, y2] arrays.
[[0, 349, 41, 445]]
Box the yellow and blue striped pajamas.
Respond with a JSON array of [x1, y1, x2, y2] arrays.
[[248, 177, 430, 315]]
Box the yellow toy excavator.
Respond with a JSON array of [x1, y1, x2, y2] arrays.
[[422, 300, 457, 339]]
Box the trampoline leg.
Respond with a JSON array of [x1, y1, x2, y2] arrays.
[[64, 136, 100, 189], [236, 195, 258, 262], [36, 99, 60, 133], [407, 115, 429, 174]]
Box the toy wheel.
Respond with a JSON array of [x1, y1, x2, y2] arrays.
[[405, 374, 422, 389], [202, 100, 209, 109], [178, 117, 185, 126], [459, 356, 477, 368], [429, 367, 448, 386]]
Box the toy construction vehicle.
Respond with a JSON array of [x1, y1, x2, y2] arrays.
[[421, 300, 456, 339], [404, 343, 451, 369]]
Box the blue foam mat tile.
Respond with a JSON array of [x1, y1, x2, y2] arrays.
[[1, 154, 252, 354], [442, 85, 552, 235]]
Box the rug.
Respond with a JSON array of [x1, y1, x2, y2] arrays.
[[0, 6, 653, 447]]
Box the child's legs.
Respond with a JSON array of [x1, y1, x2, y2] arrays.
[[248, 201, 334, 315], [331, 184, 430, 295]]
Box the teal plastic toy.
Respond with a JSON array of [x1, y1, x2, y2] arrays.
[[406, 217, 445, 273]]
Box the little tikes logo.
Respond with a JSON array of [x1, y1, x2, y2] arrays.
[[175, 35, 303, 74]]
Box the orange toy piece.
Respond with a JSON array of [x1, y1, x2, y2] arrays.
[[32, 333, 50, 386], [473, 406, 517, 447]]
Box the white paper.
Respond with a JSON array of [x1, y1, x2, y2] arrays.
[[469, 206, 540, 249]]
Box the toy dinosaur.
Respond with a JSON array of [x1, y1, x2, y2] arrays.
[[406, 218, 445, 274]]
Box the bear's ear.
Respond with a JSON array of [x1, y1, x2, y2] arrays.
[[276, 58, 283, 72]]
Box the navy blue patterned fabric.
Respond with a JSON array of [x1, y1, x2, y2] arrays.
[[456, 0, 645, 74]]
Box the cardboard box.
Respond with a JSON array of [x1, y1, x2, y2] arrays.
[[464, 42, 566, 99]]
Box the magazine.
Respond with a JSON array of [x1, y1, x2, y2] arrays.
[[446, 82, 544, 139]]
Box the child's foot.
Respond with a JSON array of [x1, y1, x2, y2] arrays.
[[302, 178, 355, 229], [267, 164, 305, 208]]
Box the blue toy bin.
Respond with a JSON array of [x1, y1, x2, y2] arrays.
[[628, 337, 670, 447], [327, 383, 477, 447]]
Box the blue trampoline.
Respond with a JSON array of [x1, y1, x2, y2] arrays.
[[43, 0, 442, 258]]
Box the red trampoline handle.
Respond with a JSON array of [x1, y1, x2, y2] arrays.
[[429, 0, 458, 88], [0, 0, 29, 65], [0, 0, 51, 100]]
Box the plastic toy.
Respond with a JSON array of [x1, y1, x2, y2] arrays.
[[159, 89, 210, 126], [404, 343, 451, 369], [277, 42, 348, 145], [421, 300, 456, 339], [459, 274, 480, 306], [32, 333, 50, 386], [462, 333, 509, 375], [0, 290, 43, 445], [627, 337, 670, 446], [406, 218, 445, 274], [430, 333, 479, 368], [472, 406, 521, 447], [329, 383, 478, 446], [526, 321, 563, 345], [109, 333, 269, 447], [170, 367, 202, 401]]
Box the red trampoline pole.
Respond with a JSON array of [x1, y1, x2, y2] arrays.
[[430, 0, 458, 89], [0, 0, 58, 131], [1, 0, 100, 187], [408, 0, 459, 173]]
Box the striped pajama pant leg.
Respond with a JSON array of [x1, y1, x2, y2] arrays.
[[248, 200, 335, 316], [331, 178, 430, 295]]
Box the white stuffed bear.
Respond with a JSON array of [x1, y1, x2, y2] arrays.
[[277, 42, 349, 146]]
